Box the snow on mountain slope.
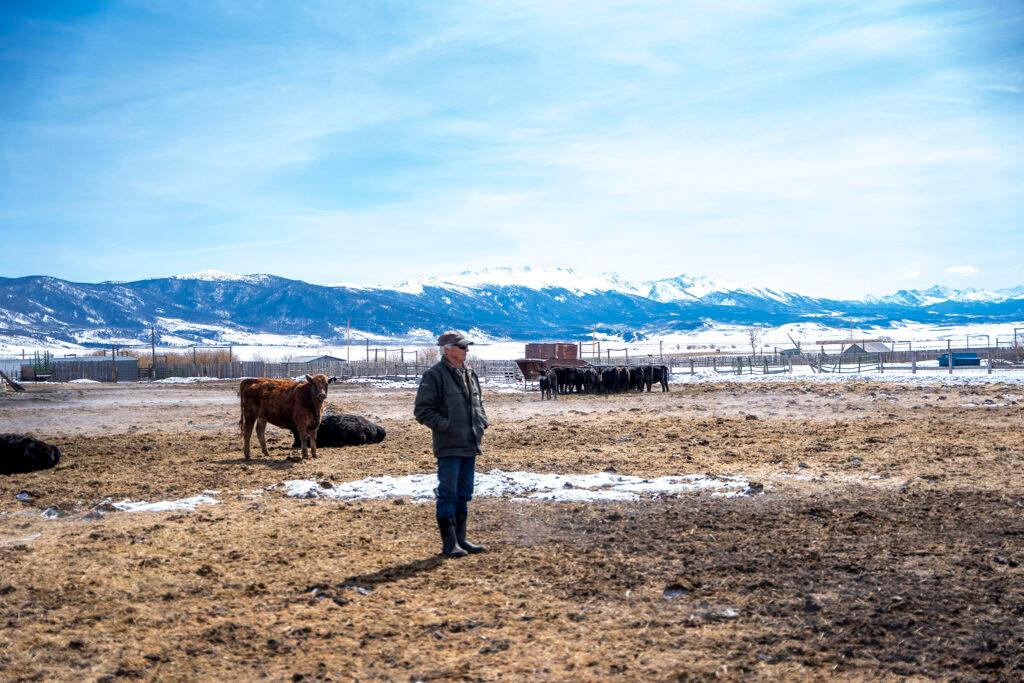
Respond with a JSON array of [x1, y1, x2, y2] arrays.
[[645, 275, 736, 301], [391, 267, 647, 297], [871, 285, 1024, 306], [386, 268, 816, 306], [172, 269, 269, 284], [2, 269, 1022, 352]]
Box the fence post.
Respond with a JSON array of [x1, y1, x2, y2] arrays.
[[988, 347, 993, 375], [948, 340, 953, 375], [912, 358, 917, 374], [879, 358, 884, 374], [690, 359, 695, 375]]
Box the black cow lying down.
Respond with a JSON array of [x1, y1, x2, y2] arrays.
[[1, 434, 61, 475], [290, 410, 386, 449]]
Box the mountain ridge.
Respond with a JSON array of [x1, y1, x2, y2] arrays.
[[2, 268, 1022, 348]]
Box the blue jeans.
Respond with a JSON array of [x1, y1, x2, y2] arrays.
[[436, 456, 476, 519]]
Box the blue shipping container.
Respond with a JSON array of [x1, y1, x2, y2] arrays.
[[938, 353, 981, 367]]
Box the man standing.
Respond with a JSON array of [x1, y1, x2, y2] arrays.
[[414, 331, 489, 558]]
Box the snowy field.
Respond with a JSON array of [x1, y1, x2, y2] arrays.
[[3, 320, 1021, 363]]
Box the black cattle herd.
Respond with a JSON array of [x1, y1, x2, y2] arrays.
[[538, 365, 669, 399]]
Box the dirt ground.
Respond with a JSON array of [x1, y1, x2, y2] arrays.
[[1, 379, 1022, 681]]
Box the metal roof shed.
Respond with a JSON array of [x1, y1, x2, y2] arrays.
[[841, 342, 892, 355], [288, 355, 347, 364]]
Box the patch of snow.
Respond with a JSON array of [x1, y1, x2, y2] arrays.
[[336, 374, 523, 393], [277, 469, 753, 503], [110, 494, 219, 513], [669, 366, 1024, 387], [340, 377, 421, 390], [154, 376, 232, 384], [68, 378, 101, 384], [531, 488, 639, 502], [72, 330, 142, 345]]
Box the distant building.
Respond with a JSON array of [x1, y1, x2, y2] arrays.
[[287, 355, 347, 364], [841, 342, 892, 355]]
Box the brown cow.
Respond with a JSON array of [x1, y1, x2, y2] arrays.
[[239, 374, 329, 460]]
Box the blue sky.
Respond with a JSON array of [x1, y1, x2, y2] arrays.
[[1, 0, 1022, 298]]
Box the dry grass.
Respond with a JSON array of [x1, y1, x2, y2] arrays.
[[0, 380, 1022, 680]]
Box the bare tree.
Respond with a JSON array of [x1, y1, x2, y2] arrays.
[[420, 346, 439, 366], [747, 327, 763, 356]]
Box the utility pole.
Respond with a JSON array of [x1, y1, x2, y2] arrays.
[[151, 327, 156, 380], [347, 319, 351, 362], [365, 338, 369, 362]]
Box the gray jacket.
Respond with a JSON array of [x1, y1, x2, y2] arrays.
[[414, 360, 489, 458]]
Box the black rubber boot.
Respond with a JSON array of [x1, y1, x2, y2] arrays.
[[454, 510, 487, 554], [437, 516, 467, 558]]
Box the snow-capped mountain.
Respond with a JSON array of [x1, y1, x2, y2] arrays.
[[870, 285, 1024, 306], [1, 268, 1022, 348], [172, 269, 271, 284], [391, 267, 646, 297]]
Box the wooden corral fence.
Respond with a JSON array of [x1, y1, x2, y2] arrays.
[[712, 356, 794, 375], [662, 347, 1024, 376], [20, 358, 140, 383], [151, 359, 523, 382], [811, 354, 881, 374]]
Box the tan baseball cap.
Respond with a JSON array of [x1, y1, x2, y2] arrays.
[[437, 331, 474, 348]]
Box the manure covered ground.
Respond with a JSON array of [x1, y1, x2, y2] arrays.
[[1, 379, 1023, 681]]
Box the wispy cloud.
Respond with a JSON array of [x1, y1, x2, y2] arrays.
[[0, 0, 1021, 296], [945, 265, 980, 277]]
